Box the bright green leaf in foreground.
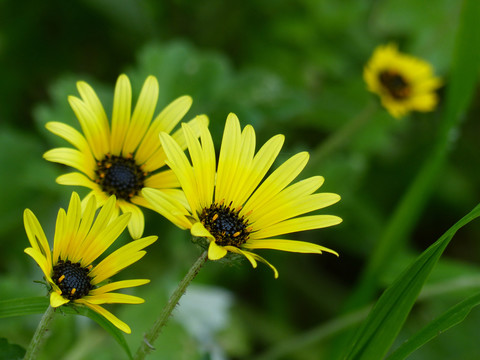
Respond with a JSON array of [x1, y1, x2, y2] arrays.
[[386, 291, 480, 360], [344, 203, 480, 360]]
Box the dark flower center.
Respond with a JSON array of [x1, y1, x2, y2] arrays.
[[200, 202, 251, 247], [52, 260, 93, 300], [379, 70, 410, 99], [95, 154, 148, 201]]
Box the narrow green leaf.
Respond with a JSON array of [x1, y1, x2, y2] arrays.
[[386, 291, 480, 360], [0, 297, 132, 359], [344, 203, 480, 360], [0, 297, 48, 318]]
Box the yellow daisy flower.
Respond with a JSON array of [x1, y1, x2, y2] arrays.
[[143, 113, 342, 278], [364, 43, 442, 118], [24, 192, 157, 333], [44, 74, 208, 238]]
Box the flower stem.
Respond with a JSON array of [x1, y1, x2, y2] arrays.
[[134, 250, 208, 360], [24, 305, 55, 360]]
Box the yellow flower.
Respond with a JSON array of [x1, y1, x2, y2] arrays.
[[364, 43, 442, 118], [143, 113, 342, 278], [24, 192, 157, 333], [44, 74, 208, 238]]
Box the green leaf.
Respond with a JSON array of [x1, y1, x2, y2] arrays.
[[0, 297, 132, 359], [344, 203, 480, 360], [0, 297, 48, 318], [0, 338, 26, 360], [386, 291, 480, 360]]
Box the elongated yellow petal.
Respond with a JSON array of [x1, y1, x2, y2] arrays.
[[122, 76, 159, 156], [135, 95, 192, 165], [247, 252, 279, 278], [90, 279, 150, 295], [224, 246, 257, 268], [144, 170, 180, 189], [69, 195, 97, 262], [90, 236, 157, 285], [52, 208, 66, 263], [45, 122, 95, 166], [191, 221, 214, 241], [77, 301, 131, 334], [118, 201, 144, 239], [81, 212, 131, 266], [44, 148, 94, 179], [23, 209, 51, 266], [68, 96, 109, 160], [76, 80, 111, 141], [24, 247, 51, 280], [50, 292, 70, 307], [215, 113, 242, 203], [208, 241, 228, 260], [142, 188, 193, 230], [63, 192, 83, 257], [226, 125, 256, 207], [242, 152, 309, 217], [252, 193, 341, 230], [160, 132, 201, 215], [244, 239, 339, 256], [111, 74, 132, 156], [83, 293, 145, 304], [56, 172, 98, 188], [251, 215, 343, 240]]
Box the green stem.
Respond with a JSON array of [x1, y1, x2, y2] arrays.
[[308, 100, 377, 169], [134, 251, 208, 360], [23, 305, 55, 360]]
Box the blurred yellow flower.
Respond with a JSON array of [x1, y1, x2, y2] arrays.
[[24, 192, 157, 333], [143, 113, 342, 278], [44, 74, 208, 238], [364, 43, 442, 118]]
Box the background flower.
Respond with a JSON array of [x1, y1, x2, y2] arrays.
[[364, 43, 442, 118]]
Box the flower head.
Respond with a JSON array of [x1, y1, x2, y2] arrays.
[[24, 192, 157, 333], [44, 74, 208, 238], [143, 113, 342, 278], [364, 43, 442, 118]]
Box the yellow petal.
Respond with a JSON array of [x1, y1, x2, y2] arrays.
[[83, 293, 145, 304], [191, 222, 215, 241], [244, 239, 339, 256], [118, 201, 145, 239], [77, 301, 131, 334], [44, 148, 94, 178], [23, 209, 51, 266], [135, 95, 193, 165], [242, 152, 309, 218], [144, 170, 180, 189], [122, 76, 159, 156], [111, 74, 132, 156], [248, 252, 279, 278], [251, 215, 343, 240], [90, 236, 157, 285], [224, 246, 257, 268], [24, 247, 52, 280], [142, 188, 193, 230], [90, 279, 150, 295], [208, 241, 228, 260], [56, 172, 98, 188], [50, 291, 69, 307]]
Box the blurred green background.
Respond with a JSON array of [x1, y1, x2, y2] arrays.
[[1, 0, 480, 359]]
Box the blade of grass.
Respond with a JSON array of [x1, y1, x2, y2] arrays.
[[386, 291, 480, 360], [343, 203, 480, 360]]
